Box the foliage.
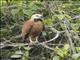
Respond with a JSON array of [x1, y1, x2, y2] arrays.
[[0, 0, 80, 60], [54, 44, 69, 58]]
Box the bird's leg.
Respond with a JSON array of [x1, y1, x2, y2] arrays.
[[28, 36, 34, 48], [35, 36, 39, 43], [29, 36, 33, 43]]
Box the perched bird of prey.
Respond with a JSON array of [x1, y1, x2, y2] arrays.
[[22, 14, 44, 43]]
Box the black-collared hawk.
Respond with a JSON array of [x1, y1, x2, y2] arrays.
[[22, 14, 44, 43]]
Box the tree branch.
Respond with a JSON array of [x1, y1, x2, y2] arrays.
[[64, 18, 76, 54]]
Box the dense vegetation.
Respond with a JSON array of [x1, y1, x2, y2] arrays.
[[0, 0, 80, 60]]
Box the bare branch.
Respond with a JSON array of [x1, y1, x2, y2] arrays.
[[43, 27, 65, 43], [0, 26, 65, 50], [41, 43, 53, 50], [64, 18, 76, 54]]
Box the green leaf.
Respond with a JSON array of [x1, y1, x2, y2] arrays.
[[11, 54, 21, 58], [23, 47, 31, 51], [62, 44, 69, 55], [55, 14, 65, 20], [42, 31, 47, 36], [54, 47, 64, 58], [11, 9, 19, 15], [53, 56, 60, 60], [25, 51, 29, 57], [63, 44, 69, 50], [72, 53, 80, 59], [15, 50, 23, 55], [76, 47, 80, 53]]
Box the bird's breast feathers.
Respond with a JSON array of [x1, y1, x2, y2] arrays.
[[22, 20, 43, 35]]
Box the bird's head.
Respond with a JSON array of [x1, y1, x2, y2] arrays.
[[31, 14, 43, 21]]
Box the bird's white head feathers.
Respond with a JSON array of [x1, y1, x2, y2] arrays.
[[31, 14, 43, 21]]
